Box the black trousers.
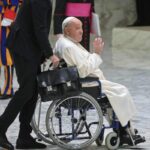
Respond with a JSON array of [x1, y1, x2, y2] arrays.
[[0, 53, 40, 139]]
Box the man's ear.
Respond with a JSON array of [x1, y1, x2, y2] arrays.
[[64, 28, 70, 36]]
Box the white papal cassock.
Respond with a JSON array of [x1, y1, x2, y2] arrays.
[[54, 36, 137, 126]]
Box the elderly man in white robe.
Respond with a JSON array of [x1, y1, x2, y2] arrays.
[[54, 16, 145, 145]]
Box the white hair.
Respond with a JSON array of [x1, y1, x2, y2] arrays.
[[62, 17, 76, 33]]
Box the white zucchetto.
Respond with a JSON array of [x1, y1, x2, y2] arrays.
[[62, 16, 76, 33]]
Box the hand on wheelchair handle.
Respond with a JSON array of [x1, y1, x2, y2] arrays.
[[49, 59, 67, 70], [50, 54, 60, 68]]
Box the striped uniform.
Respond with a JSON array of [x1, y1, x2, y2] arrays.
[[0, 0, 21, 96]]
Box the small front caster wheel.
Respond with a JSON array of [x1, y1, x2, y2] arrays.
[[105, 132, 120, 150]]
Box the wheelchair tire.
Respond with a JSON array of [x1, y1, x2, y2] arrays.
[[95, 131, 104, 146], [46, 92, 103, 150], [31, 96, 55, 144], [105, 132, 120, 150]]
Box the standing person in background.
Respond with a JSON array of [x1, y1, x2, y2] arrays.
[[0, 0, 59, 149], [0, 1, 2, 95], [54, 0, 95, 51], [0, 0, 22, 100]]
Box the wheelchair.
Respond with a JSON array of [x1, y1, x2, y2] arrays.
[[31, 63, 141, 150]]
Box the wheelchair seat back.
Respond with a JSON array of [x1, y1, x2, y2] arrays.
[[81, 85, 100, 99], [79, 77, 110, 113], [79, 77, 101, 99]]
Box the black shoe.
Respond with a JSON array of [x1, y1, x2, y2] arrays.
[[134, 135, 146, 145], [0, 94, 13, 100], [0, 132, 14, 150], [16, 136, 47, 149], [120, 134, 146, 146], [120, 134, 133, 146]]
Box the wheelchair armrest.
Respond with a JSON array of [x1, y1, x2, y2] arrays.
[[79, 77, 99, 82]]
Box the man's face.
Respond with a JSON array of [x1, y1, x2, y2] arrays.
[[65, 18, 83, 42]]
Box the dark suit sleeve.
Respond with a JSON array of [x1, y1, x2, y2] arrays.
[[53, 0, 67, 34], [31, 0, 53, 58]]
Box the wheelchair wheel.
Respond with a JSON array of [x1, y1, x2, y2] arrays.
[[95, 129, 104, 146], [31, 96, 55, 144], [46, 92, 103, 150], [95, 137, 104, 146], [105, 132, 120, 150]]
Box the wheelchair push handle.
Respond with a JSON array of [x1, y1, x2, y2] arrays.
[[49, 59, 67, 70]]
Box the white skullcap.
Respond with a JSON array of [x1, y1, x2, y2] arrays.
[[62, 17, 76, 33]]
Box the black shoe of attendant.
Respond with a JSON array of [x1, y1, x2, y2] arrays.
[[0, 132, 14, 150], [120, 134, 146, 146], [0, 94, 13, 100], [16, 136, 47, 149]]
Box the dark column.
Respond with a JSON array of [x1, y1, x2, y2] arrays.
[[134, 0, 150, 26]]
